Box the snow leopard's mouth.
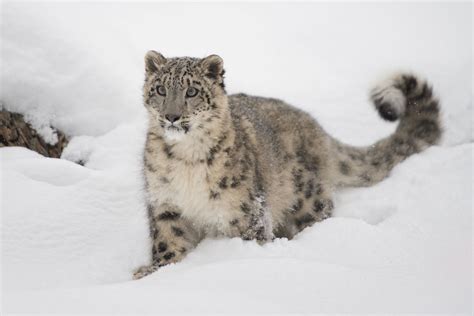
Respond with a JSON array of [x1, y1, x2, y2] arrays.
[[163, 124, 190, 142], [166, 124, 189, 133], [167, 125, 181, 132]]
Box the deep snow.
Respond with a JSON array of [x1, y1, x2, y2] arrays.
[[1, 1, 472, 314]]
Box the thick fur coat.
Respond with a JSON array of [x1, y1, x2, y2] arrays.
[[134, 51, 442, 279]]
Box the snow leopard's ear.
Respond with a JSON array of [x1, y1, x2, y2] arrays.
[[145, 50, 167, 75], [200, 54, 224, 80]]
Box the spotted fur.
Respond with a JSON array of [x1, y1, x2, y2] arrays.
[[133, 52, 442, 279]]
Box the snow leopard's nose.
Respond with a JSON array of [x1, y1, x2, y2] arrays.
[[165, 114, 181, 124]]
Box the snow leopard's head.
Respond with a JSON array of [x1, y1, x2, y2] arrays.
[[143, 51, 227, 142]]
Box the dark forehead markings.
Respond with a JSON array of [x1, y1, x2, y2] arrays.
[[155, 57, 214, 92], [161, 64, 198, 88], [165, 57, 198, 72]]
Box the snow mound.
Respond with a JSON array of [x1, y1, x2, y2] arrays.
[[2, 142, 472, 313]]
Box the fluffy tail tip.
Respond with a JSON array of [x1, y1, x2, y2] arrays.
[[370, 72, 426, 122]]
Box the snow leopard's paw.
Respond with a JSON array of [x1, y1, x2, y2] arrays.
[[133, 264, 158, 280]]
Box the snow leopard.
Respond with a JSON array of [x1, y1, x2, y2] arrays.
[[133, 51, 442, 279]]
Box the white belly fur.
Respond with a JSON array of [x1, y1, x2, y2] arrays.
[[147, 160, 234, 235]]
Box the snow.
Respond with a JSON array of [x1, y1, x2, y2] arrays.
[[1, 1, 472, 314]]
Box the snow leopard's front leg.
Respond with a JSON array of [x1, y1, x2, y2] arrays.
[[133, 202, 202, 279]]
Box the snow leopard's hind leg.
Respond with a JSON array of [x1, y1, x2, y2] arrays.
[[275, 143, 335, 238], [291, 177, 334, 234], [133, 202, 202, 279]]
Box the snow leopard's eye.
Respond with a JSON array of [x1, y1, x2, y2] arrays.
[[186, 87, 198, 98], [156, 85, 166, 96]]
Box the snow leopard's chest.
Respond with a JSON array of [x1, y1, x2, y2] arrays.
[[146, 158, 235, 235]]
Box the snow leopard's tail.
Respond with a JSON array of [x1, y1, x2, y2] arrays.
[[331, 73, 442, 188]]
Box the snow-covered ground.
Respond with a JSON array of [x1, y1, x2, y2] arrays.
[[1, 2, 472, 314]]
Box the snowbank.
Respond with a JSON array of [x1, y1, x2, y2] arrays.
[[1, 1, 472, 314]]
